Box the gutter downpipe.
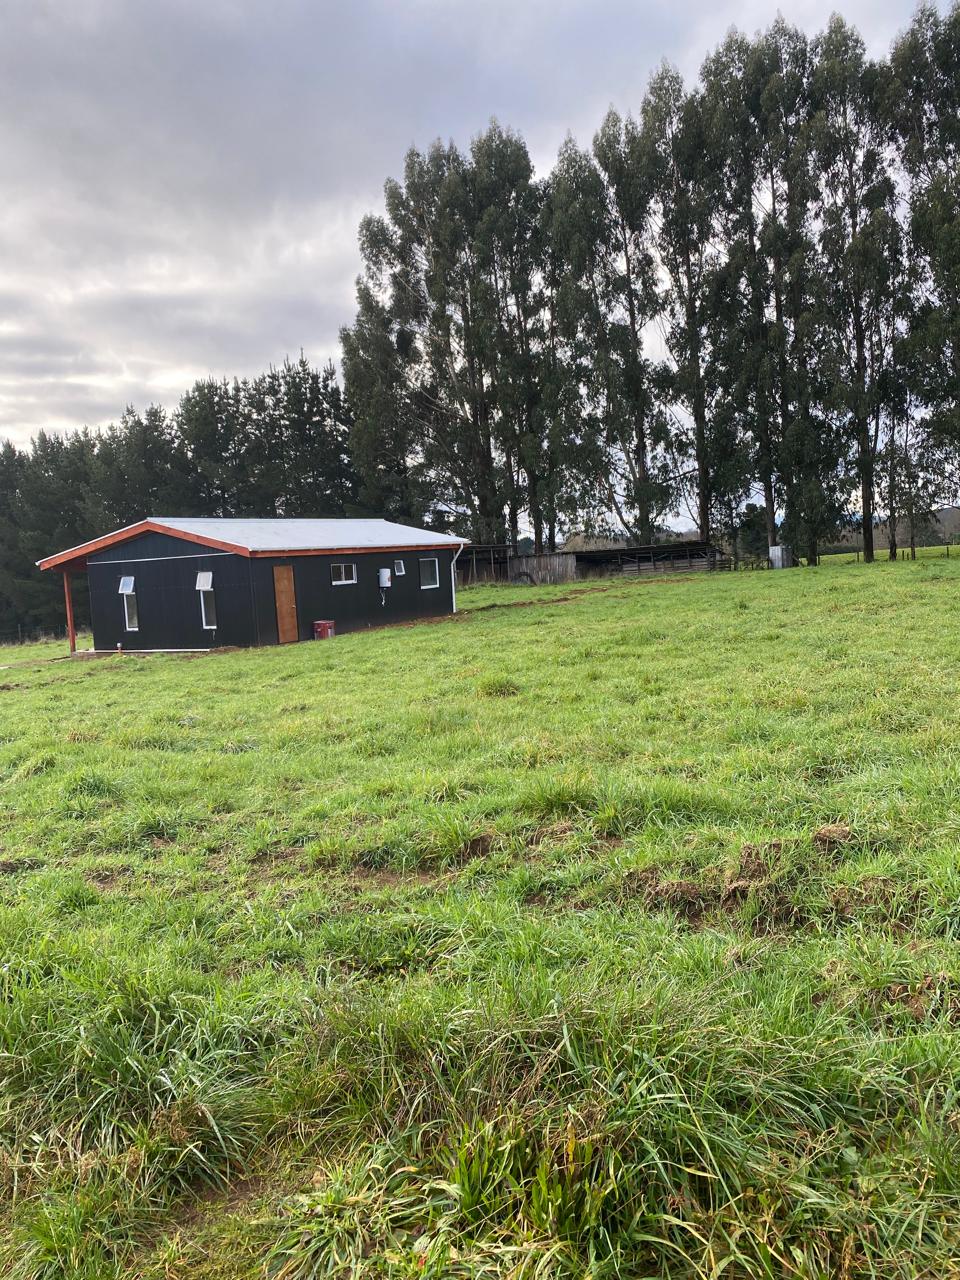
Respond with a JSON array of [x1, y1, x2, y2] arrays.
[[451, 543, 465, 613]]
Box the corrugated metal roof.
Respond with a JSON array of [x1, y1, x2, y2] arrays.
[[153, 517, 467, 552]]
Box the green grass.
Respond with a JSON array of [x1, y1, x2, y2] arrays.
[[3, 559, 960, 1277], [0, 632, 91, 665]]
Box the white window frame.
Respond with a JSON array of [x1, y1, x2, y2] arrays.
[[394, 559, 406, 576], [331, 561, 357, 586], [419, 557, 440, 590], [195, 571, 217, 630], [118, 577, 139, 632], [199, 592, 217, 629]]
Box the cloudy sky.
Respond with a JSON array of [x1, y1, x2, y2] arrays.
[[0, 0, 922, 448]]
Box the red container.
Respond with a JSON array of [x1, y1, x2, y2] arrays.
[[312, 620, 336, 640]]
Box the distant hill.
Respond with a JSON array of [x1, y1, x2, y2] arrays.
[[830, 506, 960, 549]]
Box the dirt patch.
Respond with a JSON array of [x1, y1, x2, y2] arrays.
[[616, 862, 804, 933], [831, 876, 922, 927], [619, 868, 712, 922], [745, 885, 806, 934], [174, 1174, 266, 1229], [245, 845, 308, 884], [873, 973, 960, 1023], [593, 834, 624, 852], [619, 866, 663, 900], [346, 865, 438, 892], [85, 865, 133, 888], [459, 832, 495, 861], [647, 879, 712, 921], [250, 845, 303, 867], [0, 857, 41, 875], [738, 840, 782, 880], [813, 823, 853, 851], [525, 821, 577, 848]]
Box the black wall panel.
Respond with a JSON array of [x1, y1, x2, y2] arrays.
[[254, 548, 457, 639], [87, 550, 255, 650], [85, 536, 459, 649]]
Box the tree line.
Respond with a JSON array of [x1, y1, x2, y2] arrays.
[[343, 6, 959, 559], [0, 357, 354, 636], [1, 6, 957, 637]]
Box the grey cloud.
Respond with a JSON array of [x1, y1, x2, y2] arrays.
[[0, 0, 933, 447]]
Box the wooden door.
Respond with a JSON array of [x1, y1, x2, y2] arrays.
[[273, 565, 298, 643]]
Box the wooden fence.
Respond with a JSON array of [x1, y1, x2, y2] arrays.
[[507, 553, 578, 585], [457, 545, 730, 587]]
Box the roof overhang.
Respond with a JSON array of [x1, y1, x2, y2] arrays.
[[38, 519, 470, 572], [247, 542, 469, 558], [37, 520, 252, 572]]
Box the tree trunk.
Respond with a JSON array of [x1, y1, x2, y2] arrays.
[[681, 246, 710, 543], [747, 183, 777, 554], [887, 427, 898, 561], [730, 500, 739, 569], [770, 163, 792, 525], [620, 213, 652, 544], [762, 472, 777, 553], [859, 414, 874, 563], [528, 468, 544, 556]]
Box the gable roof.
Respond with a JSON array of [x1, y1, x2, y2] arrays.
[[38, 518, 469, 571]]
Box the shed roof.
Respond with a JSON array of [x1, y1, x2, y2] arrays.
[[38, 517, 469, 572]]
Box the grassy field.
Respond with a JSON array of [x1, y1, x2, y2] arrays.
[[3, 558, 960, 1278]]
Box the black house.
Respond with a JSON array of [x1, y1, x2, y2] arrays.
[[39, 518, 469, 653]]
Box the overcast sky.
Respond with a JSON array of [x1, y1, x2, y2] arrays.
[[0, 0, 925, 448]]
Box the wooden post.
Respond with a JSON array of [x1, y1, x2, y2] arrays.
[[62, 571, 76, 655]]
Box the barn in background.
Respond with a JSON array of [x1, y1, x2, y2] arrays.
[[38, 518, 468, 653]]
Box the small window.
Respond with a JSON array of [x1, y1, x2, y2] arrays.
[[419, 557, 439, 590], [196, 571, 217, 630], [118, 576, 138, 631], [331, 562, 357, 586], [394, 559, 405, 576]]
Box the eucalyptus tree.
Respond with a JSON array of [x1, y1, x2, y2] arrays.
[[742, 20, 851, 562], [700, 30, 780, 552], [809, 17, 902, 562], [341, 281, 431, 522], [343, 140, 502, 540], [470, 124, 555, 550], [640, 67, 722, 541], [549, 119, 673, 543], [886, 3, 960, 449], [342, 125, 557, 544]]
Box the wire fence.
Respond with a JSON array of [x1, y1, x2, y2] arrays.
[[0, 624, 71, 648]]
